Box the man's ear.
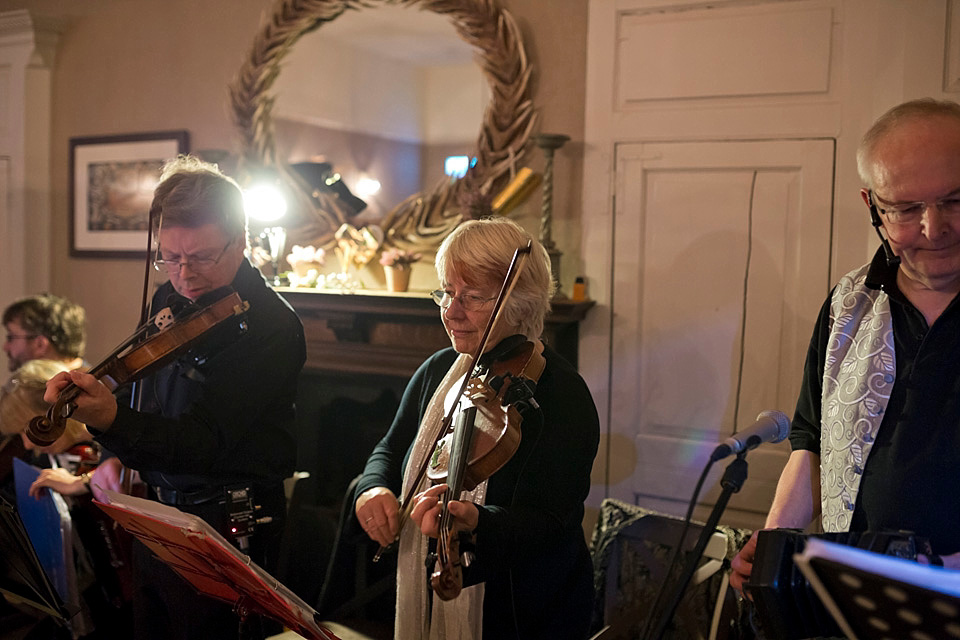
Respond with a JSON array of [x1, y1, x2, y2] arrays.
[[31, 334, 53, 359]]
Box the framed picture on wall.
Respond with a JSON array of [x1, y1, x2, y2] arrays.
[[70, 130, 189, 258]]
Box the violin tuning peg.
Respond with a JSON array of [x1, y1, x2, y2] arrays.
[[462, 551, 475, 568]]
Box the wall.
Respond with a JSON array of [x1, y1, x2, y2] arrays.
[[273, 118, 423, 224], [2, 0, 587, 365]]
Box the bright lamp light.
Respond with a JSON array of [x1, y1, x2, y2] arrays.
[[355, 177, 381, 198], [243, 183, 288, 223]]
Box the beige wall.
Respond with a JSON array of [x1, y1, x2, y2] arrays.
[[5, 0, 587, 363]]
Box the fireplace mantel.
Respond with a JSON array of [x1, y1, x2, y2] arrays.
[[278, 288, 594, 378]]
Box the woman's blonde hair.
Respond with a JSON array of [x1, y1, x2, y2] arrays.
[[0, 360, 86, 448], [435, 217, 554, 339]]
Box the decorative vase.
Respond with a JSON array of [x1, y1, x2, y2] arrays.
[[384, 265, 411, 292]]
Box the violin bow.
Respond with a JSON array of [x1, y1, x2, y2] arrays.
[[130, 198, 161, 414]]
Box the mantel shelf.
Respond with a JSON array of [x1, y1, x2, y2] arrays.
[[277, 287, 594, 378]]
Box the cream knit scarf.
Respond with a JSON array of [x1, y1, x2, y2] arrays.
[[395, 353, 487, 640]]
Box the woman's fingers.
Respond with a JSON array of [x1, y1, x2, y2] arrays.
[[355, 487, 400, 547]]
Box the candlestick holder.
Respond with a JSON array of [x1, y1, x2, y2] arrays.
[[534, 133, 570, 296]]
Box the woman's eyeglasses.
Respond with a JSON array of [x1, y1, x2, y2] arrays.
[[430, 290, 497, 311]]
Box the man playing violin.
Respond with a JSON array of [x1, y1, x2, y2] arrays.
[[43, 155, 306, 640], [355, 217, 600, 640]]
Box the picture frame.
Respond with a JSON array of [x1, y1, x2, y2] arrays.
[[70, 131, 189, 258]]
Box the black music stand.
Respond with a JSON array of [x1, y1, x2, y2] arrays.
[[94, 489, 342, 640], [795, 537, 960, 640], [0, 495, 69, 622]]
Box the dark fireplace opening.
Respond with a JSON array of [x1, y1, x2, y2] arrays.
[[294, 371, 407, 505], [277, 370, 407, 629]]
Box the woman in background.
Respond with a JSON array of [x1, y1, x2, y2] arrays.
[[0, 358, 125, 500]]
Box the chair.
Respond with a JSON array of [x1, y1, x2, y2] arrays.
[[590, 499, 752, 640], [275, 473, 340, 606], [314, 475, 395, 639]]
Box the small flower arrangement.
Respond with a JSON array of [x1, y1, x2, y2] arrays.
[[285, 245, 325, 287], [287, 245, 325, 266], [379, 248, 422, 269]]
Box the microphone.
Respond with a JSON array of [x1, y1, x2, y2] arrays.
[[710, 410, 790, 461], [867, 191, 901, 267]]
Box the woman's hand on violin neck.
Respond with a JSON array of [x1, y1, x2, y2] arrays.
[[46, 370, 118, 431], [355, 486, 400, 547], [411, 484, 479, 538]]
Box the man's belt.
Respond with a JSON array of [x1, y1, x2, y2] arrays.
[[153, 484, 227, 506]]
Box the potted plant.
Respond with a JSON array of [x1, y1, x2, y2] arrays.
[[379, 248, 421, 292]]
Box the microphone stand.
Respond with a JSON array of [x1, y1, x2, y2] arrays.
[[645, 451, 749, 640]]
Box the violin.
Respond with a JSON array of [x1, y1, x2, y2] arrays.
[[374, 242, 542, 601], [429, 337, 545, 601], [25, 290, 249, 447]]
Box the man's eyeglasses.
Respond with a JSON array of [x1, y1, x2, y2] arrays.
[[870, 189, 960, 225], [430, 289, 497, 311], [154, 241, 232, 275], [4, 334, 37, 343]]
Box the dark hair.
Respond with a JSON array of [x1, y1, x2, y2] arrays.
[[150, 155, 247, 240], [2, 294, 86, 359]]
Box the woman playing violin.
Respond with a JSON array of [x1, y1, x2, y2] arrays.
[[354, 217, 600, 640]]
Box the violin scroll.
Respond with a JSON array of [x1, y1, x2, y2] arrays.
[[26, 412, 68, 447], [431, 529, 474, 601]]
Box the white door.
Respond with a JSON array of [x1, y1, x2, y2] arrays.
[[611, 138, 834, 528]]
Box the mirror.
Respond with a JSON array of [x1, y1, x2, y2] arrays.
[[230, 0, 538, 254], [273, 5, 484, 222]]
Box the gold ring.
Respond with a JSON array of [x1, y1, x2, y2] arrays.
[[365, 516, 374, 523]]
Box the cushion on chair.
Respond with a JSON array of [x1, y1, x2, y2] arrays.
[[589, 499, 752, 640]]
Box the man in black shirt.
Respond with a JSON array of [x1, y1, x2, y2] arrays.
[[731, 98, 960, 592], [44, 156, 306, 639]]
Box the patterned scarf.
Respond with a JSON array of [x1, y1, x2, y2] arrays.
[[395, 353, 488, 640]]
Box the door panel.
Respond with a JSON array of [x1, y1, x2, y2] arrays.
[[611, 138, 833, 528]]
